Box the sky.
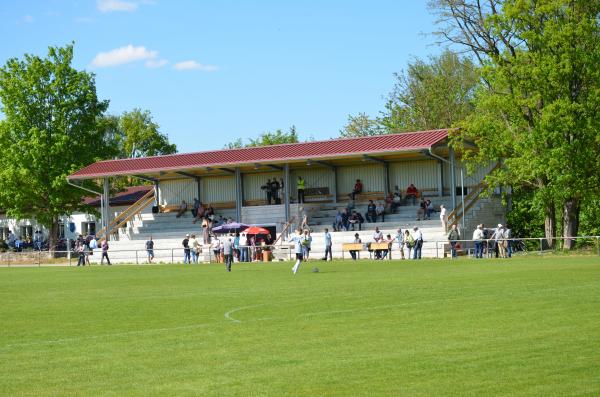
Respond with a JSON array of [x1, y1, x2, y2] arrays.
[[0, 0, 442, 152]]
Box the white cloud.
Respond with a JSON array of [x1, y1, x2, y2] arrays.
[[91, 45, 158, 68], [97, 0, 157, 13], [173, 60, 219, 72], [146, 59, 168, 68]]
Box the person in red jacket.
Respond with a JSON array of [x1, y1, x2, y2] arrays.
[[405, 184, 419, 205], [351, 179, 363, 200]]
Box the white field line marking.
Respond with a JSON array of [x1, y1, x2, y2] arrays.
[[1, 323, 211, 351], [224, 304, 266, 323]]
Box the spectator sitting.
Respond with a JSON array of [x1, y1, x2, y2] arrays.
[[349, 210, 364, 231], [391, 192, 401, 212], [176, 200, 188, 218], [381, 234, 393, 259], [346, 194, 355, 211], [192, 204, 205, 224], [417, 198, 427, 220], [351, 179, 363, 200], [385, 193, 393, 213], [366, 200, 377, 222], [426, 199, 435, 219], [406, 184, 419, 205], [393, 185, 401, 197], [191, 198, 200, 218], [376, 201, 386, 222], [333, 211, 343, 232], [350, 233, 361, 260], [341, 208, 350, 231]]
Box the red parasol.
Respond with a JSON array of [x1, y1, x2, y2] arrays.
[[244, 226, 271, 235]]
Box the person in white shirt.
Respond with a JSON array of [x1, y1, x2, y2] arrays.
[[440, 205, 447, 232], [395, 228, 405, 259], [322, 228, 332, 261], [412, 227, 423, 259], [472, 224, 484, 258], [211, 236, 222, 263], [372, 227, 384, 259], [289, 229, 304, 274], [301, 230, 312, 261]]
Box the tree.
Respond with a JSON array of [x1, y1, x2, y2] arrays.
[[115, 108, 177, 158], [430, 0, 600, 248], [0, 44, 111, 250], [339, 112, 384, 137], [380, 50, 479, 132], [225, 126, 300, 148]]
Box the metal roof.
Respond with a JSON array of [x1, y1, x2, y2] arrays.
[[69, 129, 448, 180]]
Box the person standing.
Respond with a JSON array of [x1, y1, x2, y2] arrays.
[[223, 237, 233, 272], [189, 234, 200, 263], [289, 229, 304, 274], [322, 228, 332, 261], [301, 229, 312, 261], [440, 205, 448, 232], [504, 225, 512, 258], [100, 238, 111, 265], [404, 230, 414, 259], [146, 236, 155, 263], [270, 179, 280, 204], [472, 225, 484, 258], [412, 227, 423, 259], [263, 179, 273, 205], [211, 236, 222, 263], [296, 176, 305, 204], [447, 224, 460, 259], [366, 200, 377, 223], [372, 227, 384, 259], [233, 232, 241, 261], [76, 240, 85, 266], [395, 228, 405, 259], [182, 234, 191, 264], [240, 233, 249, 262]]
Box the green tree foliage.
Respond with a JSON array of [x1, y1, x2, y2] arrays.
[[380, 50, 479, 132], [0, 44, 110, 248], [115, 108, 177, 158], [431, 0, 600, 247], [339, 112, 384, 138], [225, 126, 300, 148]]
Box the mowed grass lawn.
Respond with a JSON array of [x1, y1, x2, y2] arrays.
[[1, 256, 599, 397]]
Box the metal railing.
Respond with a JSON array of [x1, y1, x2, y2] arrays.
[[0, 245, 295, 267], [432, 236, 600, 258]]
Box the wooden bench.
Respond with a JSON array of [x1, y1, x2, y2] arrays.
[[243, 199, 269, 206], [369, 242, 393, 260], [161, 201, 235, 213], [339, 191, 385, 203], [341, 243, 365, 259]]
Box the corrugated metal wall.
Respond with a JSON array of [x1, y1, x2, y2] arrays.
[[442, 161, 495, 188], [243, 171, 283, 201], [202, 176, 235, 203], [158, 179, 197, 206], [336, 164, 385, 195], [290, 167, 335, 196], [389, 160, 439, 191]]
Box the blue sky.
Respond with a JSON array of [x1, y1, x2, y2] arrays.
[[0, 1, 442, 151]]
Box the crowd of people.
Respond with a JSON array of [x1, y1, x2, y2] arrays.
[[446, 223, 514, 259], [1, 230, 47, 251]]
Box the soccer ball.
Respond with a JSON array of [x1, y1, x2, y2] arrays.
[[312, 267, 319, 273]]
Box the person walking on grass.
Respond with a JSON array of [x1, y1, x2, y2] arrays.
[[404, 230, 414, 259], [412, 227, 423, 259], [100, 238, 111, 265], [146, 236, 155, 263], [301, 229, 312, 261], [289, 229, 304, 274], [189, 234, 200, 263], [472, 225, 484, 259], [447, 224, 460, 259], [223, 237, 233, 272], [322, 228, 332, 261]]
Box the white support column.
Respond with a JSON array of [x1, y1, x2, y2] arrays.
[[284, 164, 290, 227], [438, 160, 444, 197], [102, 177, 111, 237]]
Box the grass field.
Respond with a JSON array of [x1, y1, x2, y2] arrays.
[[1, 257, 599, 396]]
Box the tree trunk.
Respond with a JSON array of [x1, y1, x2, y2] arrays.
[[49, 217, 59, 257], [562, 198, 580, 250], [544, 204, 556, 249]]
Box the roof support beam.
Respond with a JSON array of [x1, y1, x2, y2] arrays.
[[219, 168, 235, 174], [314, 160, 335, 170], [175, 171, 198, 179], [133, 174, 158, 183], [362, 154, 387, 165], [266, 164, 283, 171]]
